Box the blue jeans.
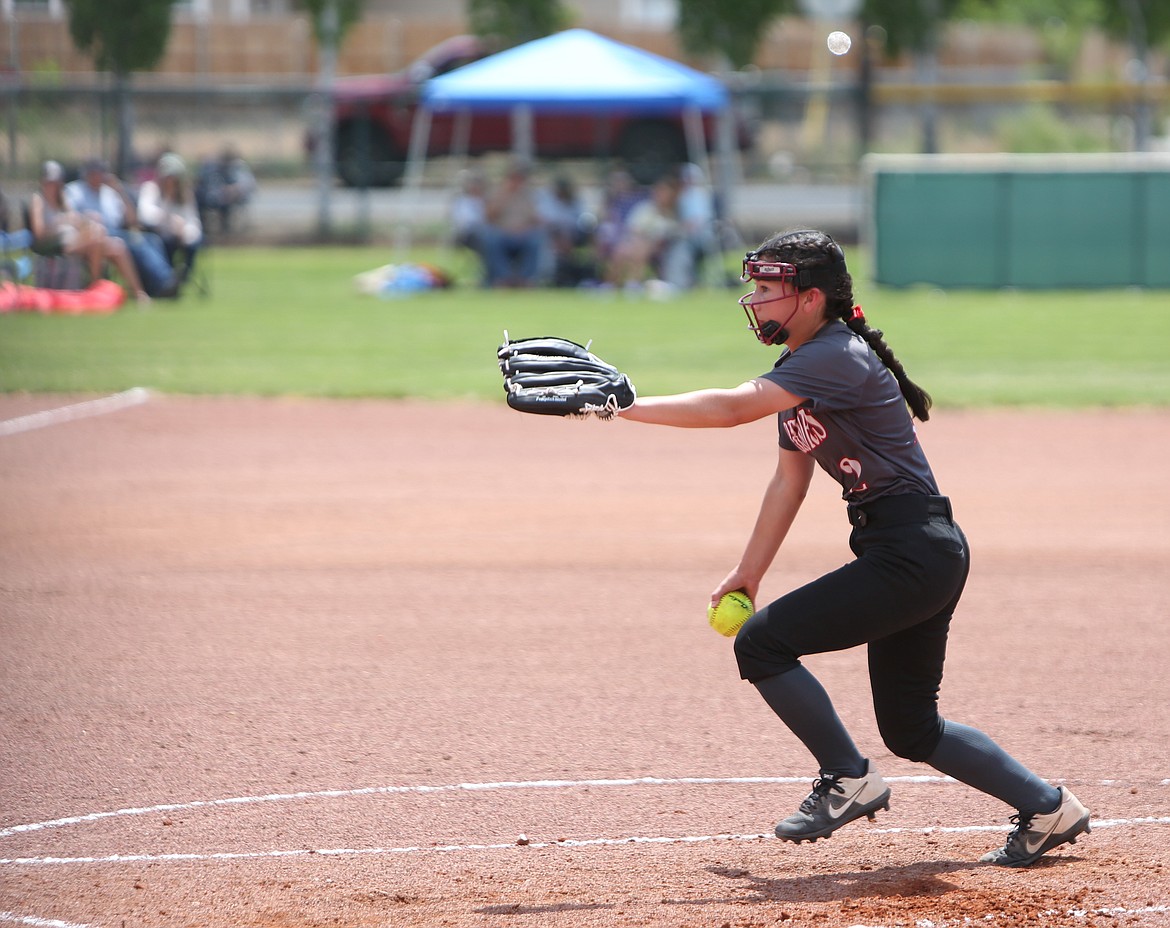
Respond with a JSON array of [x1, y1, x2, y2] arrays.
[[116, 229, 176, 296], [481, 226, 545, 287]]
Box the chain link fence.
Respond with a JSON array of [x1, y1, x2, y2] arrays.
[[2, 75, 1165, 243]]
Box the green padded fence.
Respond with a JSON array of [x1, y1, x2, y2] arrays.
[[864, 154, 1170, 289]]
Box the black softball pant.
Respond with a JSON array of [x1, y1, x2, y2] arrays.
[[734, 494, 970, 762]]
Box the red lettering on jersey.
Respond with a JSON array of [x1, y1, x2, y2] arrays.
[[783, 409, 827, 453]]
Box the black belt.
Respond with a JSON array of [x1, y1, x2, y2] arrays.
[[847, 494, 953, 528]]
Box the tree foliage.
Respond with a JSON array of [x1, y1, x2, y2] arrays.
[[862, 0, 967, 58], [909, 0, 1170, 58], [1100, 0, 1170, 52], [67, 0, 174, 75], [953, 0, 1103, 75], [676, 0, 795, 69], [467, 0, 571, 49], [953, 0, 1099, 27]]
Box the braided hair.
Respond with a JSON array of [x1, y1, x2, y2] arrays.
[[752, 229, 933, 422]]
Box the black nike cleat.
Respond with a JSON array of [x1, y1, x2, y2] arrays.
[[979, 787, 1091, 867], [774, 765, 892, 843]]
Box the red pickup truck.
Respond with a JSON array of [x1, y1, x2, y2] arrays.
[[327, 35, 752, 187]]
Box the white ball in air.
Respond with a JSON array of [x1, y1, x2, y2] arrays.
[[827, 31, 852, 56]]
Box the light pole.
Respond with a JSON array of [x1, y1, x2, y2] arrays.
[[1120, 0, 1151, 152], [314, 0, 339, 239], [916, 0, 940, 154]]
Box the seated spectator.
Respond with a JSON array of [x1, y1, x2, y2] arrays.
[[594, 167, 646, 270], [29, 159, 149, 301], [604, 173, 688, 292], [195, 145, 257, 235], [0, 188, 33, 283], [65, 157, 177, 298], [137, 152, 204, 288], [132, 142, 174, 186], [537, 173, 597, 288], [449, 167, 489, 281], [480, 159, 548, 288]]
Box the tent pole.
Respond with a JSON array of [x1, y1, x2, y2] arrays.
[[714, 104, 739, 223], [682, 105, 710, 177], [452, 108, 471, 164], [441, 107, 473, 251], [395, 105, 432, 258], [511, 104, 534, 160], [684, 104, 725, 287]]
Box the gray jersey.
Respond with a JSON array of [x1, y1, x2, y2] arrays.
[[759, 321, 938, 504]]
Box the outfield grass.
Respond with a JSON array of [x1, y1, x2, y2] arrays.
[[2, 246, 1168, 407]]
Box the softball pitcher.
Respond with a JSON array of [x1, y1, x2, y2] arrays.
[[497, 229, 1090, 867]]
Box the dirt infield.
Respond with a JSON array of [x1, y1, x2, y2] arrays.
[[2, 394, 1168, 928]]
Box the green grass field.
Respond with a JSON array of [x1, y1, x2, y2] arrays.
[[2, 246, 1169, 407]]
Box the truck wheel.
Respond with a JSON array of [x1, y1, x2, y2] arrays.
[[335, 122, 405, 188], [618, 121, 688, 184]]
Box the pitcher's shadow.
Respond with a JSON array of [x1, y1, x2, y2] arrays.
[[671, 854, 1081, 906], [700, 859, 975, 904]]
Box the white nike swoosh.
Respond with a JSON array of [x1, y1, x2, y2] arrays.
[[1019, 828, 1051, 854], [825, 783, 868, 820]]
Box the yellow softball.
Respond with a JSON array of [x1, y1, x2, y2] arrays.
[[707, 590, 754, 637]]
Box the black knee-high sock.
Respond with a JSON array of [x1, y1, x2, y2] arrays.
[[926, 720, 1061, 814], [754, 666, 867, 779]]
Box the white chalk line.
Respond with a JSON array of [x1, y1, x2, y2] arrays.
[[0, 775, 948, 840], [5, 815, 1170, 866], [2, 779, 1168, 928], [0, 915, 95, 928], [2, 774, 1165, 842], [2, 775, 1168, 866], [0, 388, 151, 437]]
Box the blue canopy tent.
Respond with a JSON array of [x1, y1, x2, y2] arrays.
[[394, 28, 739, 253], [422, 27, 729, 112]]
